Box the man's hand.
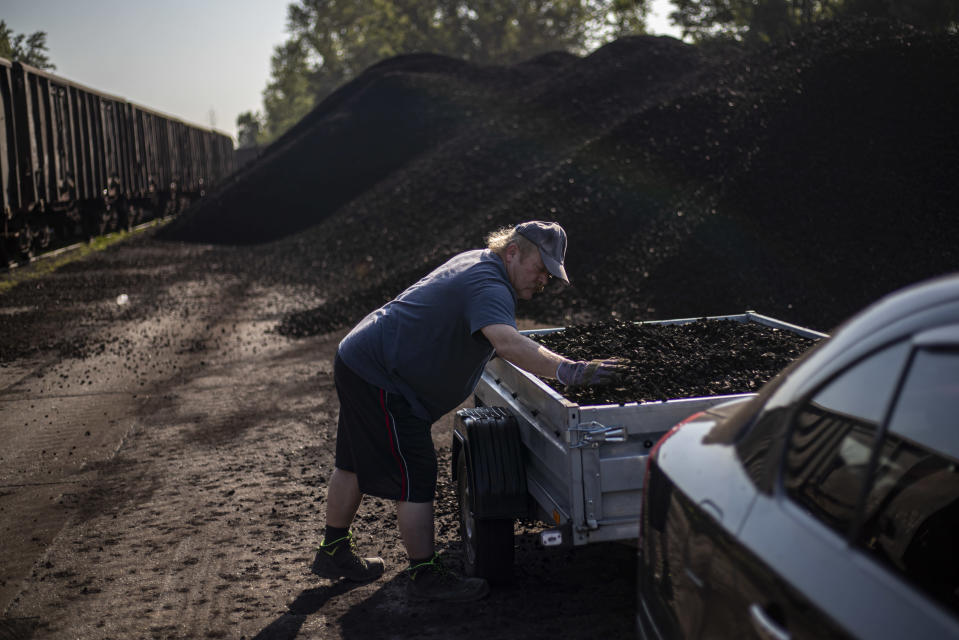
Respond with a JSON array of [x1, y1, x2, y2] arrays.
[[556, 358, 628, 387]]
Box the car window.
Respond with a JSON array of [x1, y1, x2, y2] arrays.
[[886, 348, 959, 459], [782, 341, 911, 535], [856, 347, 959, 617]]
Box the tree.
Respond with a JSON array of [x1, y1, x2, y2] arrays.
[[262, 37, 321, 141], [236, 111, 264, 148], [839, 0, 959, 33], [668, 0, 958, 44], [668, 0, 830, 43], [258, 0, 650, 142], [589, 0, 651, 43], [0, 21, 56, 70]]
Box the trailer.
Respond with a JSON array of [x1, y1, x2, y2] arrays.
[[451, 312, 828, 583]]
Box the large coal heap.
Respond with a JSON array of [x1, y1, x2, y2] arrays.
[[165, 19, 959, 334]]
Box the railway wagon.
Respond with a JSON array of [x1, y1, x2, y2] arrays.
[[0, 57, 234, 264]]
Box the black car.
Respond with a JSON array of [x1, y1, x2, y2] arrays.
[[638, 274, 959, 639]]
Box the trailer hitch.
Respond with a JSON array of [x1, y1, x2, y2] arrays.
[[566, 421, 626, 448]]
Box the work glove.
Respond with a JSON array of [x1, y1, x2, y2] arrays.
[[556, 358, 628, 387]]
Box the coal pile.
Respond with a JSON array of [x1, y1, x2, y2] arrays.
[[531, 319, 817, 405], [161, 54, 559, 245], [165, 18, 959, 336]]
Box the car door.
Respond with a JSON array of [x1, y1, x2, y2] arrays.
[[850, 336, 959, 625], [701, 341, 911, 638], [705, 336, 959, 638]]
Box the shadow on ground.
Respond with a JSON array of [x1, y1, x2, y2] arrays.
[[253, 537, 636, 639], [253, 580, 372, 640]]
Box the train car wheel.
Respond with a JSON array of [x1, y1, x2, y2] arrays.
[[16, 225, 33, 261]]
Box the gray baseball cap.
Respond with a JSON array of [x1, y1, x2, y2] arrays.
[[515, 221, 569, 284]]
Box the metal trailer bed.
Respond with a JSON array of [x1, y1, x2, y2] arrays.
[[451, 312, 828, 583]]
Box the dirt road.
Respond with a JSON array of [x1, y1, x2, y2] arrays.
[[0, 236, 636, 639]]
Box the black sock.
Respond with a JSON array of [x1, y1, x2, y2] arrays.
[[323, 525, 350, 546]]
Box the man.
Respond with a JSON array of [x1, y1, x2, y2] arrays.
[[311, 221, 623, 602]]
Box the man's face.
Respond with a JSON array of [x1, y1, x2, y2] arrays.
[[506, 245, 551, 300]]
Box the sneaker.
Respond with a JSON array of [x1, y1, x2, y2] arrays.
[[310, 531, 385, 582], [406, 554, 489, 602]]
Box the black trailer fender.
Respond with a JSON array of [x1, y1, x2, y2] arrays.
[[452, 406, 528, 520], [452, 406, 529, 583]]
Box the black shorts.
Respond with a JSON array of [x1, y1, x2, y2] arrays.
[[333, 353, 437, 502]]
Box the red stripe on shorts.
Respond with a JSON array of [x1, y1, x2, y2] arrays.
[[379, 389, 408, 500]]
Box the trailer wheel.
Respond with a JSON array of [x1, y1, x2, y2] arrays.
[[457, 448, 514, 584]]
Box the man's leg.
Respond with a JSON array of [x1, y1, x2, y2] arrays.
[[311, 354, 385, 581], [312, 466, 384, 581], [397, 500, 434, 560], [325, 467, 362, 528], [400, 499, 489, 602]]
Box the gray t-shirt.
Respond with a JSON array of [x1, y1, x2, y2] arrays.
[[338, 249, 517, 422]]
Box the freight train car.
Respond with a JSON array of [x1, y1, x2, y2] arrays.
[[0, 57, 234, 265]]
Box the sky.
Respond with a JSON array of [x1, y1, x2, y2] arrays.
[[2, 1, 682, 143]]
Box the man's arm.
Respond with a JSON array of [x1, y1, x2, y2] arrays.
[[482, 323, 629, 387], [480, 323, 570, 379]]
